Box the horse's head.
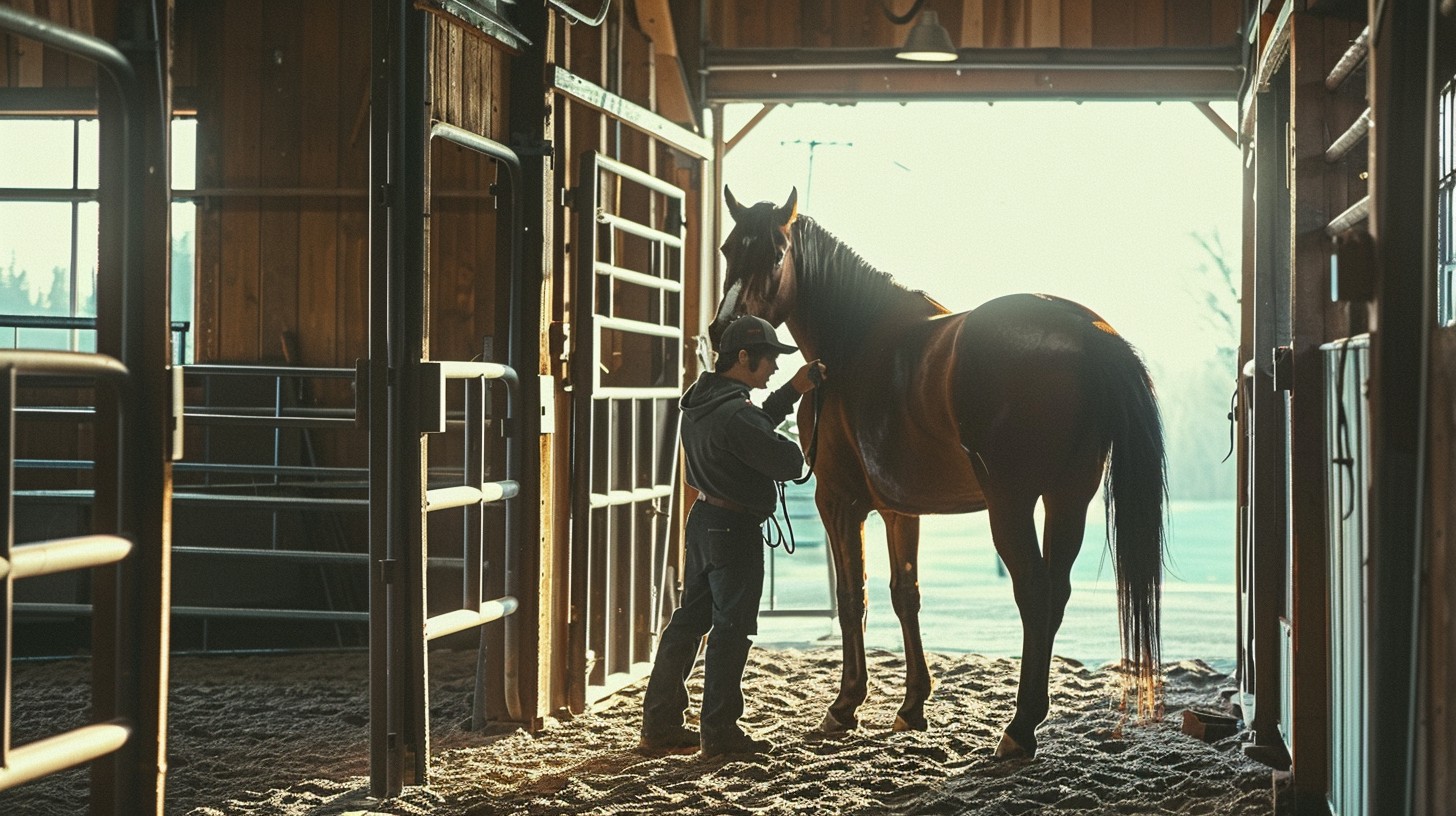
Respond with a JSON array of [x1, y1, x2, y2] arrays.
[[709, 187, 799, 351]]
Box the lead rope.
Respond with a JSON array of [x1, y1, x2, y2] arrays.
[[764, 381, 825, 554]]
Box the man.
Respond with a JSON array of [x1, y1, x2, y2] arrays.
[[638, 314, 827, 758]]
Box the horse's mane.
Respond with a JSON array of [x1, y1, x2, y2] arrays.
[[792, 216, 929, 361]]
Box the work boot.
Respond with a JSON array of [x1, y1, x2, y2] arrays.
[[636, 725, 700, 757], [701, 729, 774, 759], [699, 632, 753, 744]]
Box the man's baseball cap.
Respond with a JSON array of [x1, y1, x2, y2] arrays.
[[719, 315, 796, 358]]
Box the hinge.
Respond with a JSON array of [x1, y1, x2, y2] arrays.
[[417, 361, 446, 434], [512, 135, 554, 162], [1272, 346, 1293, 392], [378, 558, 399, 584]]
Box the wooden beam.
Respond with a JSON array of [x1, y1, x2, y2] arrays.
[[547, 65, 712, 158], [633, 0, 698, 128], [723, 102, 776, 155], [704, 45, 1244, 102], [1193, 100, 1239, 145], [1285, 10, 1334, 801]]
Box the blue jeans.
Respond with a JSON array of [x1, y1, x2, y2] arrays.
[[641, 501, 764, 744]]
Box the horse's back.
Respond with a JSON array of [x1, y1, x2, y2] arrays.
[[951, 294, 1119, 497]]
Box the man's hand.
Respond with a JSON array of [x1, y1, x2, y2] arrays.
[[791, 360, 828, 394]]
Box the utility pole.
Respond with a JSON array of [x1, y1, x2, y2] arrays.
[[780, 139, 852, 209]]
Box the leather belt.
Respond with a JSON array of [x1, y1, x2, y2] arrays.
[[699, 493, 755, 516]]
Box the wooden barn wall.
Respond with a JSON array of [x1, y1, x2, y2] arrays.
[[0, 0, 110, 89], [708, 0, 1244, 49], [182, 0, 369, 370], [425, 13, 511, 370], [181, 6, 509, 362]]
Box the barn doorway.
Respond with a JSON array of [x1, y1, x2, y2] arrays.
[[723, 100, 1242, 670]]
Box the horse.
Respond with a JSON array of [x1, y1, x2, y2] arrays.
[[710, 188, 1166, 759]]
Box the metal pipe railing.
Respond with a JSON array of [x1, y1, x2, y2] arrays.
[[1325, 108, 1372, 164], [0, 535, 132, 581], [424, 481, 521, 510], [1327, 196, 1371, 236], [0, 7, 160, 798], [596, 210, 685, 248], [0, 350, 129, 380], [594, 260, 685, 292], [1325, 27, 1370, 91], [0, 721, 131, 791], [424, 596, 519, 641]]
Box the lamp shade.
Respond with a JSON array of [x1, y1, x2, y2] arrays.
[[896, 10, 957, 62]]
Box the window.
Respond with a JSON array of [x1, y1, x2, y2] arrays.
[[1440, 78, 1455, 326], [0, 117, 196, 360]]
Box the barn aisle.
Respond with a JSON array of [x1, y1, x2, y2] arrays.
[[5, 648, 1272, 815]]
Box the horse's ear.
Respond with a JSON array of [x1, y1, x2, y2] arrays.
[[724, 186, 746, 222], [778, 188, 799, 226]]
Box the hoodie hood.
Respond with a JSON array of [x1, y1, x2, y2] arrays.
[[680, 371, 752, 421]]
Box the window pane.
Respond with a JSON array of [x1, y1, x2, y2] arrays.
[[78, 119, 100, 189], [76, 202, 99, 318], [0, 120, 77, 188], [0, 202, 74, 315], [172, 119, 197, 191], [171, 201, 196, 363]]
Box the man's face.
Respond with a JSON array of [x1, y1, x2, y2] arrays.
[[744, 349, 778, 389]]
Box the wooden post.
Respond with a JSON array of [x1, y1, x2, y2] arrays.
[[1365, 0, 1437, 812]]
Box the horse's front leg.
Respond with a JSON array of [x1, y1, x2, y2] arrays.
[[882, 511, 932, 731], [817, 495, 870, 734]]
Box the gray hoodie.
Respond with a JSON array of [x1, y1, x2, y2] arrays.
[[679, 372, 805, 520]]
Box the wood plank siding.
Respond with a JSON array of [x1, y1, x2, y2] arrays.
[[0, 0, 109, 91]]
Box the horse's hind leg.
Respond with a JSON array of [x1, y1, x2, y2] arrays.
[[817, 495, 872, 734], [1041, 495, 1090, 650], [882, 511, 932, 731], [986, 492, 1053, 759]]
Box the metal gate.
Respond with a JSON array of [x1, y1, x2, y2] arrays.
[[367, 2, 525, 795], [567, 152, 686, 711], [0, 5, 171, 813]]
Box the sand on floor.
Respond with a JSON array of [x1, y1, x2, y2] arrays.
[[3, 646, 1274, 815]]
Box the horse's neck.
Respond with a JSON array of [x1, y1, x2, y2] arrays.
[[790, 220, 940, 364]]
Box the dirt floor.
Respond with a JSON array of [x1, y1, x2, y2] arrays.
[[3, 647, 1274, 815]]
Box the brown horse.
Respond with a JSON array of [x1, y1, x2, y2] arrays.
[[711, 188, 1166, 759]]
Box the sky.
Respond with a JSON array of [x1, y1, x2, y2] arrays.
[[720, 100, 1243, 384]]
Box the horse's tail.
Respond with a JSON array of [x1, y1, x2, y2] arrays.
[[1092, 331, 1167, 720]]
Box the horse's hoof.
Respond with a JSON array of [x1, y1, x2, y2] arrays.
[[893, 713, 928, 732], [816, 709, 858, 735], [994, 731, 1033, 760]]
